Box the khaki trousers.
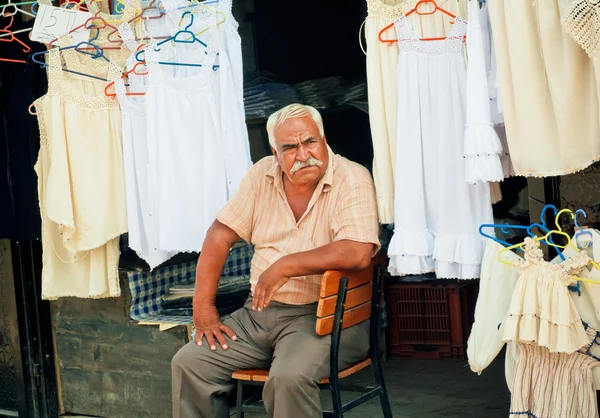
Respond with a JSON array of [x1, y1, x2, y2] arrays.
[[171, 298, 370, 418]]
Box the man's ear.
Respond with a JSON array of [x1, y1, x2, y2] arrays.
[[270, 146, 277, 156], [322, 135, 327, 145]]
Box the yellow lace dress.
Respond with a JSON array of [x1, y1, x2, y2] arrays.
[[500, 237, 590, 354]]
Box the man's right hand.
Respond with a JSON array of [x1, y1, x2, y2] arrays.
[[193, 304, 237, 351]]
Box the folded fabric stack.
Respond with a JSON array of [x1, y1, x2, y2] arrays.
[[293, 77, 344, 109], [243, 74, 303, 120], [160, 275, 251, 318]]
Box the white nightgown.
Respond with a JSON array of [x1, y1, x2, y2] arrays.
[[388, 15, 493, 279]]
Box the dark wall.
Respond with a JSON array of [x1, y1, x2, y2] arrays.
[[251, 0, 367, 83]]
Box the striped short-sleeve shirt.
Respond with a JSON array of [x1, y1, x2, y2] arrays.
[[216, 148, 381, 305]]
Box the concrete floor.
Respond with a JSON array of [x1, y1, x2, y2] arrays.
[[66, 356, 510, 418], [241, 355, 510, 418]]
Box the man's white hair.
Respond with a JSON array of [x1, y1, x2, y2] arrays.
[[266, 104, 325, 148]]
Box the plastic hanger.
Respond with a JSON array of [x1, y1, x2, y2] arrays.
[[553, 208, 600, 287], [136, 11, 219, 69], [497, 229, 572, 265], [31, 28, 113, 82], [574, 209, 594, 249], [378, 0, 457, 45], [478, 204, 564, 258], [552, 208, 585, 293], [103, 61, 147, 97], [105, 44, 148, 98], [106, 0, 169, 44], [176, 0, 226, 30], [553, 209, 583, 253], [496, 230, 600, 285], [0, 13, 31, 63], [1, 1, 35, 18], [0, 3, 34, 41], [47, 1, 122, 49]]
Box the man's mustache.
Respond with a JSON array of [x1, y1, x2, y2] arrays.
[[290, 157, 324, 174]]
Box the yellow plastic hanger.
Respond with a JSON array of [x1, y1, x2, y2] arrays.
[[497, 209, 600, 285], [497, 229, 571, 266]]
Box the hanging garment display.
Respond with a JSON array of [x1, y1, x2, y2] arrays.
[[488, 0, 600, 177], [0, 17, 46, 241], [109, 5, 251, 257], [387, 15, 493, 279], [503, 230, 600, 391], [509, 330, 600, 418], [144, 46, 229, 252], [473, 208, 600, 413], [499, 237, 590, 354], [364, 0, 467, 224], [33, 45, 126, 299]]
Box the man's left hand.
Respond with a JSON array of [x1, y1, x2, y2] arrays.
[[253, 260, 290, 311]]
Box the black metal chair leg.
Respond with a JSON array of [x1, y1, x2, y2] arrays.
[[373, 358, 392, 418], [330, 380, 344, 418], [236, 380, 244, 418]]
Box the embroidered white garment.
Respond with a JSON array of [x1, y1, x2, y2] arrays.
[[463, 0, 503, 184], [145, 47, 229, 252], [387, 15, 493, 279], [115, 69, 174, 269]]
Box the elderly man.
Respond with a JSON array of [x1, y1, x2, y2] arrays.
[[171, 104, 380, 418]]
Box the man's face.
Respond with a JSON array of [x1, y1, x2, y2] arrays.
[[272, 116, 329, 186]]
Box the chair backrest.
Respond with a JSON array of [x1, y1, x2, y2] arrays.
[[315, 261, 378, 337]]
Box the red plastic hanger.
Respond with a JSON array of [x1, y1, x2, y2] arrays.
[[0, 14, 31, 63], [47, 1, 121, 50], [378, 0, 457, 46], [104, 44, 148, 98], [106, 0, 170, 45]]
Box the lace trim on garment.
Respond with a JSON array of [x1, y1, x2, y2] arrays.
[[47, 47, 121, 110], [561, 0, 600, 58], [394, 15, 467, 56], [367, 0, 406, 20], [513, 154, 600, 178], [515, 237, 591, 281], [504, 312, 587, 329], [366, 0, 454, 21], [33, 97, 48, 150]]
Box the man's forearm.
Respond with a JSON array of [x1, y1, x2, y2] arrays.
[[193, 222, 240, 308], [277, 240, 374, 278]]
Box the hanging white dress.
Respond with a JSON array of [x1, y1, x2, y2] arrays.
[[115, 59, 175, 270], [387, 15, 493, 279], [144, 46, 228, 253]]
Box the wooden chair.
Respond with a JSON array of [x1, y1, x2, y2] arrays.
[[231, 261, 393, 418]]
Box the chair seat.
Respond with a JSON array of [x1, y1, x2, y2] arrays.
[[232, 358, 373, 384]]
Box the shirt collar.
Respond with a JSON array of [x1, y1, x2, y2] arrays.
[[265, 145, 335, 191]]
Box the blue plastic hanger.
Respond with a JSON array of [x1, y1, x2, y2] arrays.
[[574, 209, 594, 249], [479, 204, 566, 261], [135, 11, 219, 69], [31, 29, 114, 82]]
